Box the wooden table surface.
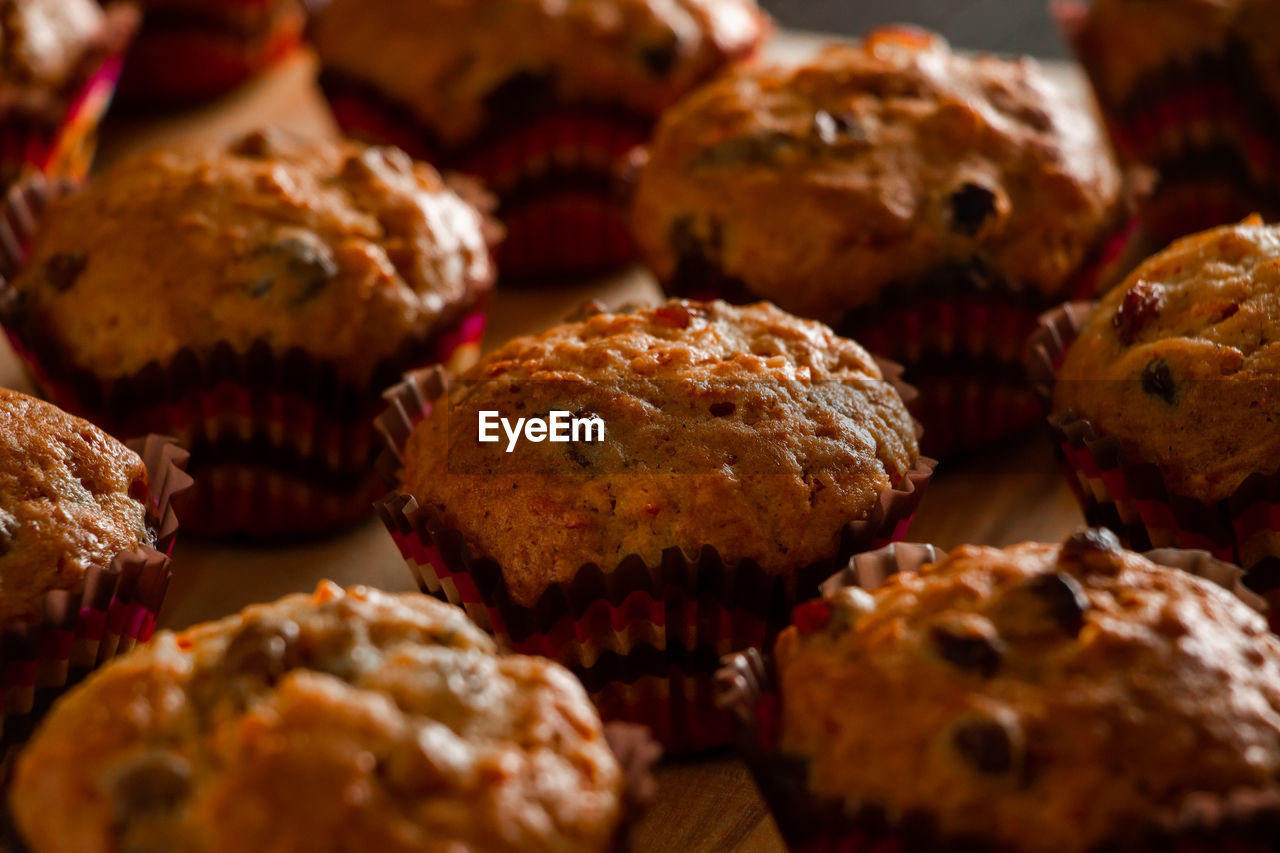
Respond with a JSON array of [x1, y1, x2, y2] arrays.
[[0, 34, 1091, 852]]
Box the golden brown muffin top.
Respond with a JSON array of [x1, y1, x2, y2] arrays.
[[312, 0, 768, 147], [632, 28, 1123, 325], [0, 387, 150, 627], [11, 583, 625, 853], [1075, 0, 1253, 107], [775, 532, 1280, 853], [1054, 217, 1280, 503], [12, 130, 494, 385], [402, 299, 919, 608], [0, 0, 104, 94]]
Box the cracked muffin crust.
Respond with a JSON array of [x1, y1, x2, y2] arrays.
[[311, 0, 768, 149], [401, 299, 919, 608], [632, 27, 1124, 325], [774, 532, 1280, 853], [1053, 216, 1280, 503], [10, 583, 627, 853], [0, 387, 150, 627], [10, 129, 494, 386]]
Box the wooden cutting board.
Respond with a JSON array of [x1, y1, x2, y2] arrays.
[[0, 33, 1091, 851]]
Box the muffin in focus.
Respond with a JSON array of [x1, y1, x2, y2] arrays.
[[1059, 0, 1280, 240], [10, 583, 647, 853], [632, 26, 1132, 457], [312, 0, 769, 278], [378, 298, 933, 750], [0, 387, 186, 745], [117, 0, 306, 105], [725, 532, 1280, 851], [0, 129, 495, 538], [0, 0, 135, 192], [1048, 216, 1280, 585]]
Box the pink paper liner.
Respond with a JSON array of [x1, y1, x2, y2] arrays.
[[715, 541, 1275, 852], [1027, 302, 1280, 629], [374, 362, 936, 753], [0, 434, 192, 747], [0, 5, 136, 193], [0, 175, 492, 538], [1055, 0, 1280, 240], [321, 78, 644, 278]]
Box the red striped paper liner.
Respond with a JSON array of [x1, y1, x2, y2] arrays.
[[1027, 302, 1280, 627], [0, 435, 191, 748], [374, 364, 935, 753], [715, 541, 1275, 852]]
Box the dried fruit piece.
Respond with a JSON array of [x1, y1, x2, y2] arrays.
[[103, 751, 192, 823], [1059, 528, 1121, 562], [1113, 281, 1166, 345], [43, 251, 87, 293], [641, 39, 679, 75], [949, 183, 998, 236], [248, 235, 339, 305], [951, 714, 1024, 775], [223, 617, 302, 681], [709, 401, 736, 417], [998, 572, 1090, 640], [1140, 359, 1178, 405], [930, 613, 1004, 677]]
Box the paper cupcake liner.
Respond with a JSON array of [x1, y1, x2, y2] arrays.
[[715, 541, 1272, 852], [1028, 302, 1280, 623], [1056, 0, 1280, 239], [0, 434, 192, 748], [0, 175, 491, 538], [374, 363, 936, 752], [318, 71, 647, 278], [661, 214, 1137, 459], [0, 4, 136, 193], [117, 1, 305, 104]]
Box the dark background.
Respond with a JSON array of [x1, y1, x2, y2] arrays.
[[757, 0, 1068, 58]]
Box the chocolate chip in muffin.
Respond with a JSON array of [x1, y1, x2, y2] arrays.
[[103, 751, 192, 823], [997, 572, 1090, 640], [930, 613, 1005, 677], [950, 714, 1024, 776], [0, 508, 16, 556], [1113, 281, 1166, 345], [948, 183, 998, 236], [223, 617, 303, 681], [1140, 359, 1178, 405], [43, 251, 87, 293]]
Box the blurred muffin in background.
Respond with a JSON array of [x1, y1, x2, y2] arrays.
[[0, 129, 495, 538], [1059, 0, 1280, 240], [312, 0, 770, 279], [632, 26, 1135, 458], [117, 0, 306, 105]]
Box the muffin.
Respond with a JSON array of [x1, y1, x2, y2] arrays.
[[9, 582, 657, 853], [717, 533, 1280, 851], [312, 0, 770, 278], [0, 0, 135, 194], [631, 26, 1134, 457], [1059, 0, 1280, 240], [0, 388, 188, 746], [377, 298, 934, 751], [0, 129, 495, 538], [1032, 216, 1280, 595], [117, 0, 306, 105]]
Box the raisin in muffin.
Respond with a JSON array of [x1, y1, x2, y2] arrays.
[[10, 583, 634, 853], [381, 298, 932, 750], [312, 0, 770, 277], [1, 128, 494, 536], [1062, 0, 1280, 239], [0, 387, 151, 627], [1054, 216, 1280, 506], [118, 0, 307, 104], [632, 27, 1129, 456], [767, 532, 1280, 851]]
